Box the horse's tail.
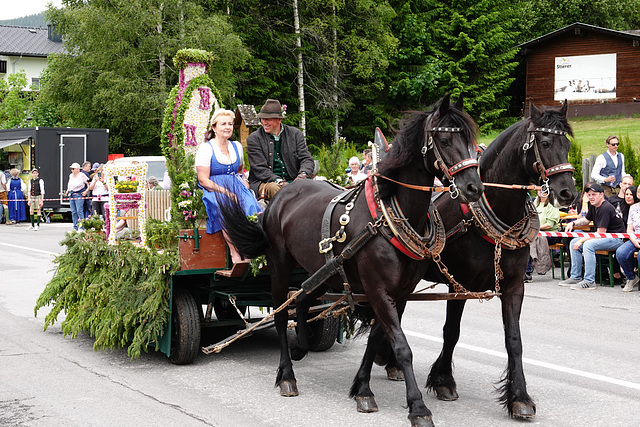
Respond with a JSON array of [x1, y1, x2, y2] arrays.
[[217, 196, 269, 259]]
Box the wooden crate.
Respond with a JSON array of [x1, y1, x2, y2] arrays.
[[178, 229, 228, 271]]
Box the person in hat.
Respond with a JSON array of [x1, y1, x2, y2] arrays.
[[67, 162, 89, 230], [26, 169, 45, 230], [246, 99, 315, 201], [559, 183, 625, 290], [591, 135, 626, 198]]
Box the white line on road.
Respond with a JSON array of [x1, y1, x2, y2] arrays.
[[405, 329, 640, 391], [0, 242, 58, 257]]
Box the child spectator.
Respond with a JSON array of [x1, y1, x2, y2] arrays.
[[27, 169, 45, 230]]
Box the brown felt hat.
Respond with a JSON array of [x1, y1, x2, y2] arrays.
[[257, 99, 283, 119]]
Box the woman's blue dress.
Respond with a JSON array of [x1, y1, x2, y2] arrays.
[[8, 177, 27, 222], [201, 140, 262, 234]]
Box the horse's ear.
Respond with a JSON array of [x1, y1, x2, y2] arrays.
[[454, 94, 464, 111], [439, 93, 451, 115], [529, 99, 541, 121], [559, 99, 568, 117]]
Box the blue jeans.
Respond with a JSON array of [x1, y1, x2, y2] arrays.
[[69, 193, 85, 230], [616, 240, 639, 280], [569, 237, 624, 283]]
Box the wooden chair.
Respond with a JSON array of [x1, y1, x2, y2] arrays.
[[549, 243, 565, 280], [595, 250, 616, 287]]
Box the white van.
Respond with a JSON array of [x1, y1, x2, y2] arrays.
[[113, 156, 169, 189]]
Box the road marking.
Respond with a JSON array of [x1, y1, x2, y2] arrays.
[[0, 242, 58, 257], [405, 329, 640, 391]]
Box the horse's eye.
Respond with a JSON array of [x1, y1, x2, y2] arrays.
[[541, 138, 551, 148], [438, 136, 451, 147]]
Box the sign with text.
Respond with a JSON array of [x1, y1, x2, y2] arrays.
[[554, 53, 616, 101]]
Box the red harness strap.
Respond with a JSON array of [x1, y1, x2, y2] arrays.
[[365, 177, 425, 260]]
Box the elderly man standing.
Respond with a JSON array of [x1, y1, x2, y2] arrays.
[[591, 135, 626, 198], [247, 99, 315, 201], [559, 183, 626, 290]]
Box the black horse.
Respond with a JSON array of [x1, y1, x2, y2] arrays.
[[378, 100, 577, 420], [219, 95, 484, 426]]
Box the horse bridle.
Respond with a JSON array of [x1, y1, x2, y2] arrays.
[[422, 125, 480, 199], [523, 126, 575, 197]]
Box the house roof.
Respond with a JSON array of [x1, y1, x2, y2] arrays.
[[234, 105, 260, 127], [0, 25, 66, 57], [519, 22, 640, 50]]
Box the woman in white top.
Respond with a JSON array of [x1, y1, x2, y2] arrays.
[[195, 109, 262, 265], [88, 164, 109, 218], [67, 162, 89, 230]]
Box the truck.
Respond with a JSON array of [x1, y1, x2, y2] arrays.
[[0, 127, 109, 218]]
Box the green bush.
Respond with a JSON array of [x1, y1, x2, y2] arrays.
[[568, 140, 583, 191], [619, 135, 639, 184], [309, 138, 361, 184]]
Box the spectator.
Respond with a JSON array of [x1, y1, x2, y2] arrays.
[[607, 175, 634, 224], [616, 185, 640, 292], [247, 99, 315, 201], [6, 168, 27, 224], [81, 161, 93, 218], [0, 163, 7, 224], [526, 193, 562, 280], [147, 176, 162, 190], [67, 162, 89, 230], [591, 135, 626, 198], [559, 183, 625, 290], [346, 156, 367, 185], [360, 149, 373, 173], [88, 164, 109, 219], [26, 169, 45, 230]]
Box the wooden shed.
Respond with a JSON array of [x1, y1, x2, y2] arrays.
[[234, 105, 260, 146], [519, 22, 640, 117]]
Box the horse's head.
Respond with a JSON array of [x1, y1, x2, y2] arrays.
[[524, 100, 578, 207], [423, 94, 484, 203]]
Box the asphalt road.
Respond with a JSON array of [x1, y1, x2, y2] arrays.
[[1, 221, 640, 426]]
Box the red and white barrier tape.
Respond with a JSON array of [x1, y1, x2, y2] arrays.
[[5, 196, 96, 202], [539, 231, 640, 239]]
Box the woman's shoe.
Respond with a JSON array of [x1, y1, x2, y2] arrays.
[[217, 260, 251, 278]]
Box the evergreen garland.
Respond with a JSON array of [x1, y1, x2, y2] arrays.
[[34, 230, 180, 359]]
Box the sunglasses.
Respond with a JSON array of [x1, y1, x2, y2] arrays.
[[609, 143, 619, 146]]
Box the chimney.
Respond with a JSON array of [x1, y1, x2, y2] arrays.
[[48, 24, 62, 43]]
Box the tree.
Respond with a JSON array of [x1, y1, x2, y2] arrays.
[[0, 70, 30, 128], [42, 0, 248, 154], [424, 0, 520, 132]]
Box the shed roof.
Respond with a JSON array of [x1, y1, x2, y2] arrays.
[[0, 25, 66, 57], [234, 105, 260, 127], [519, 22, 640, 50]]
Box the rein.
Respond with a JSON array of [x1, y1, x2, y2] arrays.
[[373, 172, 544, 193]]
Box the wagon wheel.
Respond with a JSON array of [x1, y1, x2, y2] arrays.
[[169, 288, 201, 365], [213, 297, 248, 321], [305, 315, 339, 352]]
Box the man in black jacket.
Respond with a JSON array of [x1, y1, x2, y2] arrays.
[[247, 99, 315, 201]]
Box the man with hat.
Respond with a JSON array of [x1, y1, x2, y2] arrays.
[[247, 99, 315, 201], [559, 183, 625, 290], [27, 169, 45, 231]]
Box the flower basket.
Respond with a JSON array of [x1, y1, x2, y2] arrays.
[[114, 192, 142, 201], [115, 180, 139, 193]]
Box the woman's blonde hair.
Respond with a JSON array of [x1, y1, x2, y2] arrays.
[[207, 109, 235, 140], [9, 168, 19, 177]]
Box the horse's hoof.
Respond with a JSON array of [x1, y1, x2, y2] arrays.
[[386, 366, 405, 381], [511, 401, 536, 419], [355, 395, 378, 413], [279, 380, 299, 397], [434, 386, 458, 401], [410, 415, 435, 427]]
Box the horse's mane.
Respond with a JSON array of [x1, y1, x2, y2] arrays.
[[377, 99, 478, 198], [481, 104, 573, 173]]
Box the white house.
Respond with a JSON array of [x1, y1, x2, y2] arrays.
[[0, 25, 66, 89]]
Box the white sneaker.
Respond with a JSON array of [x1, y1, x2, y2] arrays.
[[622, 276, 639, 292], [26, 225, 34, 231], [558, 278, 581, 287], [571, 280, 596, 290], [34, 225, 40, 231]]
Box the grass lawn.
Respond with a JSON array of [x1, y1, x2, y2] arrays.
[[478, 116, 640, 158]]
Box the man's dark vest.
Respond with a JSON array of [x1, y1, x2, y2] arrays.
[[30, 179, 42, 196], [601, 152, 623, 188]]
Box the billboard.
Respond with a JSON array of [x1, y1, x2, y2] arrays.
[[554, 53, 616, 101]]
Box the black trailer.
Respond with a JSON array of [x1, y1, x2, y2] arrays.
[[0, 127, 109, 216]]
